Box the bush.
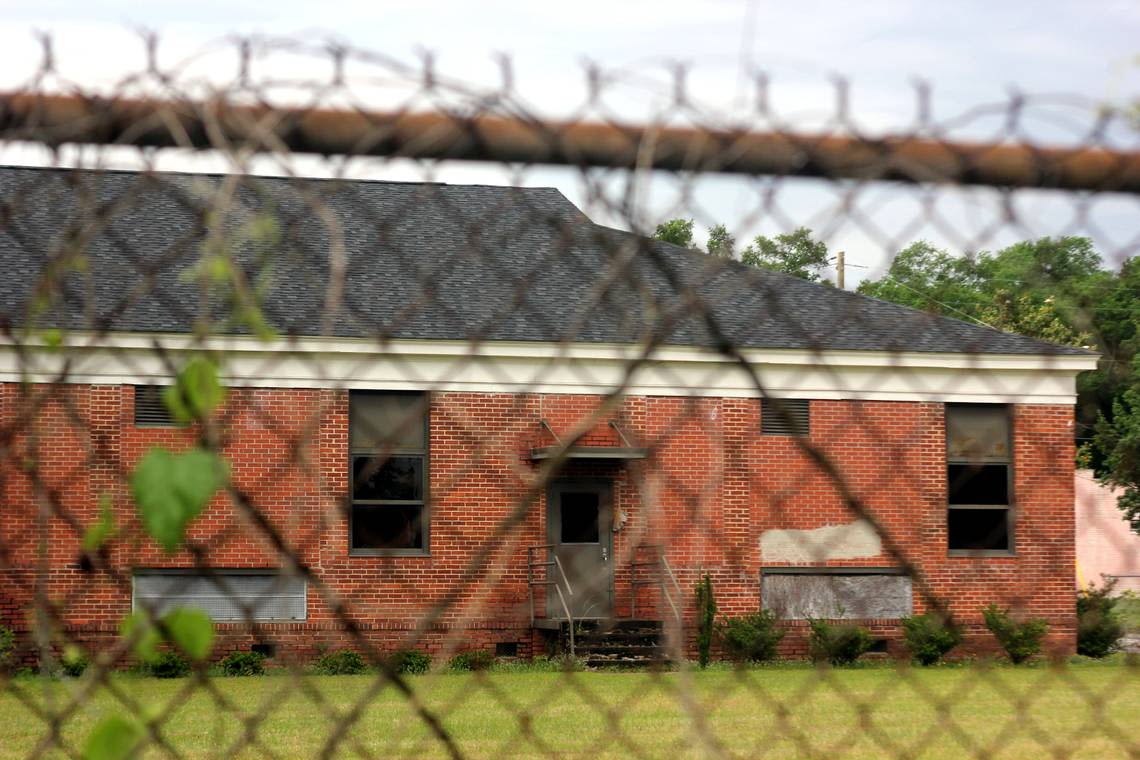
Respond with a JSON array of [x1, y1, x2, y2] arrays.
[[695, 573, 717, 669], [388, 649, 431, 675], [314, 649, 367, 675], [982, 604, 1048, 664], [448, 650, 495, 672], [901, 612, 962, 665], [60, 650, 89, 678], [0, 625, 14, 670], [148, 651, 191, 678], [1077, 582, 1125, 659], [807, 619, 873, 666], [220, 650, 267, 677], [718, 611, 785, 663]]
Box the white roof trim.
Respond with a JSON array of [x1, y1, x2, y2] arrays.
[[0, 331, 1098, 404]]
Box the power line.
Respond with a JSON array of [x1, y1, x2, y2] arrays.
[[878, 275, 1000, 330]]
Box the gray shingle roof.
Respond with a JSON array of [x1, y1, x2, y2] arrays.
[[0, 165, 1090, 356]]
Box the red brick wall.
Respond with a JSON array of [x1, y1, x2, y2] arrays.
[[0, 383, 1077, 662]]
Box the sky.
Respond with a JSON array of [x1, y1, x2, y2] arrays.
[[0, 0, 1138, 282]]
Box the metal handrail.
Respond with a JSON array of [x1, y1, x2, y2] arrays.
[[631, 544, 683, 626], [658, 553, 683, 626], [527, 544, 576, 656]]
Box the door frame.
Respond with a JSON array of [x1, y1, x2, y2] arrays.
[[546, 478, 615, 619]]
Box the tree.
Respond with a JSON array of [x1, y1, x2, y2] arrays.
[[653, 218, 696, 248], [1093, 382, 1140, 534], [856, 241, 983, 317], [857, 237, 1106, 347], [706, 224, 735, 258], [741, 227, 829, 281], [977, 291, 1091, 348]]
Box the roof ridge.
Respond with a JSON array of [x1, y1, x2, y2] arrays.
[[0, 163, 562, 192]]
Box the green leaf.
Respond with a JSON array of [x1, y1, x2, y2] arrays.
[[163, 357, 226, 424], [41, 328, 63, 351], [83, 493, 116, 552], [120, 611, 160, 663], [163, 608, 214, 661], [84, 716, 144, 760], [130, 447, 225, 553]]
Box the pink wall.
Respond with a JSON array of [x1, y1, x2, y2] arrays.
[[1075, 470, 1140, 593]]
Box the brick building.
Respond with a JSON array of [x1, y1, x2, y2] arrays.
[[0, 166, 1097, 663]]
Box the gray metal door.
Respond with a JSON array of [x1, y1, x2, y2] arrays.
[[548, 481, 613, 619]]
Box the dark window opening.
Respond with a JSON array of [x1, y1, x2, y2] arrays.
[[351, 504, 423, 551], [867, 638, 889, 654], [560, 492, 600, 543], [946, 405, 1012, 553], [133, 385, 178, 427], [947, 464, 1009, 505], [761, 398, 810, 436], [350, 391, 428, 553], [352, 456, 424, 501], [251, 643, 276, 658], [948, 508, 1010, 551], [495, 642, 519, 657]]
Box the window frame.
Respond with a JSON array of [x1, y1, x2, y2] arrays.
[[945, 403, 1015, 557], [348, 390, 430, 557]]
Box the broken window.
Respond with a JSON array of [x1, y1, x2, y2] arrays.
[[761, 398, 810, 436], [133, 385, 179, 427], [349, 391, 428, 553], [945, 404, 1012, 552]]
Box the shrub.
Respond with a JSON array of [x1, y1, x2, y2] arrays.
[[807, 619, 873, 666], [0, 625, 14, 670], [695, 573, 717, 669], [718, 611, 785, 663], [1076, 582, 1125, 659], [982, 604, 1048, 664], [449, 650, 495, 672], [60, 650, 89, 678], [314, 649, 367, 675], [220, 650, 267, 677], [148, 651, 191, 678], [901, 612, 962, 665], [388, 649, 431, 675]]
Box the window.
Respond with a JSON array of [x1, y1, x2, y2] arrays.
[[761, 568, 913, 619], [133, 385, 178, 427], [945, 404, 1013, 553], [761, 398, 810, 436], [133, 571, 306, 621], [350, 391, 429, 553]]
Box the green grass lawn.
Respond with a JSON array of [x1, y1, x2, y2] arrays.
[[2, 660, 1137, 759]]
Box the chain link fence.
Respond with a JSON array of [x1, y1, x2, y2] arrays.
[[0, 37, 1138, 759]]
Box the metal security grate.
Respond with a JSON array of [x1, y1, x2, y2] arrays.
[[133, 385, 176, 427], [761, 398, 810, 436], [133, 572, 307, 621]]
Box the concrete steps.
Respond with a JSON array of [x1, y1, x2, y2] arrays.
[[565, 619, 669, 668]]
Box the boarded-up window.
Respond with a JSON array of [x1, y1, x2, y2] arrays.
[[761, 571, 913, 619], [133, 571, 306, 621], [133, 385, 178, 427], [761, 398, 810, 436], [350, 391, 429, 553], [945, 404, 1012, 552]]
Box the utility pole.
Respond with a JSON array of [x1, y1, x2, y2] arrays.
[[837, 250, 845, 290]]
